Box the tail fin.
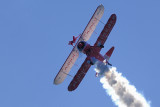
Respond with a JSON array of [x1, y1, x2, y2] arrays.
[[104, 46, 114, 61]]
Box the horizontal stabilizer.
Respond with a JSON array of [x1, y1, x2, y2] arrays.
[[104, 46, 114, 61]]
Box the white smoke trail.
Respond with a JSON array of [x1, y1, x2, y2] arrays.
[[95, 67, 151, 107]]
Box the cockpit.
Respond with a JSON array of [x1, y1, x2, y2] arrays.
[[77, 41, 86, 51]]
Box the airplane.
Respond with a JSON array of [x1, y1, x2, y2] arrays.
[[54, 4, 117, 91]]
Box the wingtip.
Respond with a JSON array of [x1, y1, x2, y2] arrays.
[[111, 14, 117, 20], [53, 79, 58, 85], [111, 46, 115, 50], [68, 82, 78, 92], [98, 4, 104, 9], [68, 86, 72, 91], [99, 4, 104, 6], [53, 76, 61, 85], [68, 86, 76, 92]]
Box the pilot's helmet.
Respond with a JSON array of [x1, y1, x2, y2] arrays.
[[77, 41, 85, 50], [78, 42, 83, 48]]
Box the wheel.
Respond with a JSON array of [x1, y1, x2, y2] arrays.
[[100, 45, 104, 48], [90, 62, 94, 65]]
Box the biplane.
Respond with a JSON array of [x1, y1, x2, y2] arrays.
[[54, 4, 117, 91]]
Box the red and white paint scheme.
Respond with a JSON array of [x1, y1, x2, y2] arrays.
[[54, 4, 117, 91]]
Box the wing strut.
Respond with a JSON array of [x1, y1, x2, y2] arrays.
[[62, 71, 73, 78], [95, 17, 105, 25]]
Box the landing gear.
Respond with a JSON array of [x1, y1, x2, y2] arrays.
[[99, 45, 104, 48], [87, 57, 96, 65], [95, 73, 98, 77], [90, 61, 94, 65], [87, 60, 94, 65], [108, 62, 112, 66]]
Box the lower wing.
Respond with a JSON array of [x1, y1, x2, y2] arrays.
[[68, 57, 91, 91]]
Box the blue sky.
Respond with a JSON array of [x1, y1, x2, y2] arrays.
[[0, 0, 160, 107]]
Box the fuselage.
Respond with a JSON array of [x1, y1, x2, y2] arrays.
[[77, 41, 110, 77], [77, 41, 105, 64]]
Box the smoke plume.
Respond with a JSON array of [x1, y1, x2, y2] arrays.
[[95, 67, 151, 107]]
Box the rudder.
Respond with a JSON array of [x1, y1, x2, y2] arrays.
[[104, 46, 115, 61]]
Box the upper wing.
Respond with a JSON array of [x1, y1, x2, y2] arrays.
[[54, 47, 79, 85], [81, 4, 104, 41], [54, 5, 104, 85], [94, 14, 117, 52], [68, 57, 91, 91]]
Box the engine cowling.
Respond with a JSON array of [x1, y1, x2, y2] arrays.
[[77, 41, 90, 54]]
